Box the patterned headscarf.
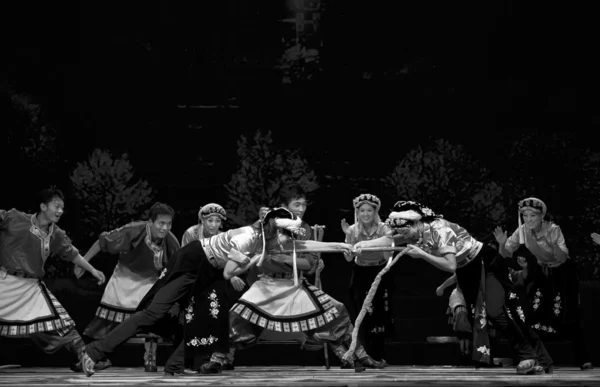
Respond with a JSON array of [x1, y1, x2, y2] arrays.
[[352, 193, 382, 226], [386, 200, 442, 229], [199, 203, 227, 221], [517, 197, 547, 243]]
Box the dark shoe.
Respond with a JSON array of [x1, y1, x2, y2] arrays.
[[144, 359, 157, 372], [164, 371, 185, 377], [95, 359, 112, 371], [581, 362, 594, 370], [70, 362, 82, 373], [516, 359, 535, 375], [340, 359, 355, 369], [359, 356, 388, 369], [199, 361, 222, 374], [221, 362, 234, 371], [531, 365, 544, 375]]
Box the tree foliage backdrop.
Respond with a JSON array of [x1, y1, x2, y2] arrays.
[[70, 149, 155, 246], [384, 138, 506, 242], [223, 130, 318, 226]]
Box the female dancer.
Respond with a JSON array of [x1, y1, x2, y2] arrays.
[[181, 203, 226, 246], [494, 197, 593, 370], [224, 207, 386, 370], [341, 193, 394, 362], [354, 200, 551, 375]]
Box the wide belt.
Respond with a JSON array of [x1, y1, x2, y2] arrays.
[[355, 258, 388, 267], [456, 243, 483, 269], [263, 272, 302, 280], [0, 266, 39, 279]]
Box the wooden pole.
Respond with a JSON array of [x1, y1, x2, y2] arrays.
[[270, 246, 404, 255]]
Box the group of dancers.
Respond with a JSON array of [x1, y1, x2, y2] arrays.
[[0, 185, 596, 377]]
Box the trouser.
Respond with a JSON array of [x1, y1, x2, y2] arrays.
[[29, 327, 85, 365], [85, 273, 196, 372]]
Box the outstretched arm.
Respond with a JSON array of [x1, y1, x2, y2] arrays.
[[223, 254, 261, 280], [74, 240, 102, 279], [284, 240, 354, 254]]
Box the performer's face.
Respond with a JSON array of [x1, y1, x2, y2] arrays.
[[521, 210, 542, 232], [150, 214, 173, 239], [40, 196, 64, 223], [285, 197, 307, 219], [202, 216, 222, 235], [357, 204, 375, 224], [392, 224, 420, 244]]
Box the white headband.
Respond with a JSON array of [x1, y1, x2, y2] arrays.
[[388, 210, 422, 221]]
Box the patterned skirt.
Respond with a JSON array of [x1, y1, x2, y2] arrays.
[[230, 274, 349, 348], [83, 263, 158, 339], [0, 271, 75, 337], [512, 259, 580, 336], [183, 275, 231, 359]]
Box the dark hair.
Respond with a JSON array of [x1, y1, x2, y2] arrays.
[[275, 184, 307, 207], [149, 202, 175, 222], [38, 186, 64, 206]]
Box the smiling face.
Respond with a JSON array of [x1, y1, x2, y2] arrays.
[[202, 215, 222, 236], [284, 197, 307, 219], [357, 203, 375, 225], [149, 214, 173, 240], [40, 196, 65, 224], [521, 209, 543, 232]]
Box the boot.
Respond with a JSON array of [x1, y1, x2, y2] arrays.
[[330, 342, 353, 368], [94, 359, 112, 371], [144, 340, 157, 372], [516, 359, 536, 375], [222, 348, 236, 370], [351, 338, 388, 369], [199, 361, 222, 374], [65, 335, 86, 373], [581, 362, 594, 370]]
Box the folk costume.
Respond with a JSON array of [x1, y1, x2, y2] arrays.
[[228, 208, 387, 369], [504, 197, 592, 369], [0, 209, 85, 366], [387, 201, 550, 375], [344, 194, 395, 361], [83, 221, 180, 340]]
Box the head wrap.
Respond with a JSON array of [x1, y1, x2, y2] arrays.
[[517, 197, 547, 243], [386, 200, 442, 229], [258, 207, 304, 286], [352, 193, 382, 227], [199, 203, 227, 221]]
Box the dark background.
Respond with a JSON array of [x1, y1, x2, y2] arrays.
[[1, 1, 599, 366]]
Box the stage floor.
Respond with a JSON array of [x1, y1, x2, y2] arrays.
[[0, 366, 600, 387], [0, 366, 599, 386]]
